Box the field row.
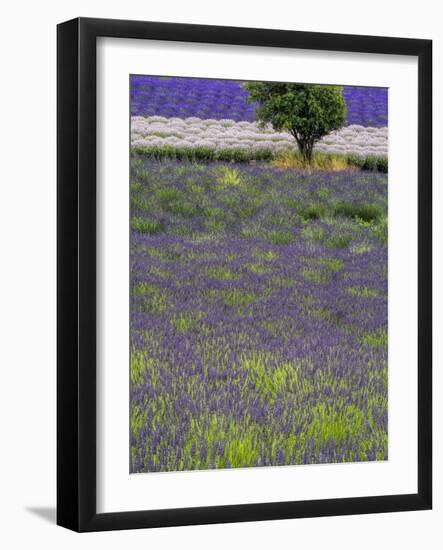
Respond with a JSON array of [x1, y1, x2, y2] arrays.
[[131, 116, 388, 158], [131, 75, 388, 127]]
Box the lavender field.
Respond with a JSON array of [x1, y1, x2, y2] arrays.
[[130, 158, 388, 473], [131, 75, 388, 127], [130, 77, 389, 162]]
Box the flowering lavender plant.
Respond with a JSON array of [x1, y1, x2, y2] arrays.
[[129, 156, 388, 473]]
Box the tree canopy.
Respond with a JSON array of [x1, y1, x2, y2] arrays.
[[244, 82, 346, 162]]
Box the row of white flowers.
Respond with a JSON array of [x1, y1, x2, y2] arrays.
[[131, 116, 388, 157]]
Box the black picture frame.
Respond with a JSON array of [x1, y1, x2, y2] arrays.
[[57, 17, 432, 532]]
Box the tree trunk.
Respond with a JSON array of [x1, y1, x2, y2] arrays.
[[290, 130, 315, 164], [298, 139, 314, 163]]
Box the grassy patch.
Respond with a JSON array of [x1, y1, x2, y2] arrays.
[[267, 231, 294, 246], [216, 166, 242, 186], [203, 218, 226, 234], [310, 307, 336, 322], [332, 201, 383, 223], [156, 188, 198, 217], [301, 226, 326, 243], [362, 329, 388, 348], [273, 150, 351, 171], [350, 242, 373, 255], [347, 286, 379, 298], [317, 257, 343, 272], [303, 256, 343, 272], [325, 232, 353, 249], [203, 289, 257, 314], [242, 353, 300, 404], [307, 403, 365, 449], [131, 217, 163, 234], [130, 350, 155, 386], [288, 201, 328, 221], [132, 282, 169, 314], [171, 312, 204, 334], [149, 266, 170, 278], [371, 215, 388, 246], [301, 267, 330, 283], [205, 266, 240, 280], [246, 263, 271, 275], [253, 249, 279, 261]]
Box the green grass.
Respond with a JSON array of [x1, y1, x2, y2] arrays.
[[347, 286, 379, 298], [371, 215, 388, 246], [246, 263, 271, 275], [242, 353, 300, 405], [291, 202, 328, 221], [307, 403, 365, 450], [130, 350, 155, 386], [301, 267, 330, 283], [316, 257, 343, 272], [362, 329, 388, 348], [205, 266, 240, 280], [332, 201, 383, 223], [216, 166, 242, 186], [131, 217, 163, 234], [133, 282, 169, 314], [325, 232, 354, 249], [253, 249, 279, 261], [303, 256, 343, 272], [351, 242, 373, 255], [149, 266, 170, 278], [301, 226, 326, 243], [203, 218, 226, 234], [156, 188, 198, 217], [171, 312, 204, 334], [273, 150, 352, 171], [221, 289, 255, 309], [267, 231, 294, 245]]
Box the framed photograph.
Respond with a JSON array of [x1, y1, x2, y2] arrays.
[[57, 17, 432, 532]]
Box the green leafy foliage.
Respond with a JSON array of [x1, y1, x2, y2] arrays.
[[244, 82, 346, 161]]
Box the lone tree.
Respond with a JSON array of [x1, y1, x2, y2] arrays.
[[244, 82, 346, 162]]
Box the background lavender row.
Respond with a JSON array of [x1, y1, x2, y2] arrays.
[[130, 75, 388, 127]]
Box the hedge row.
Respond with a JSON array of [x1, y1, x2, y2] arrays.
[[131, 144, 388, 173]]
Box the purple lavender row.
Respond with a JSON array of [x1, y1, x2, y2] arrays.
[[130, 75, 388, 127]]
